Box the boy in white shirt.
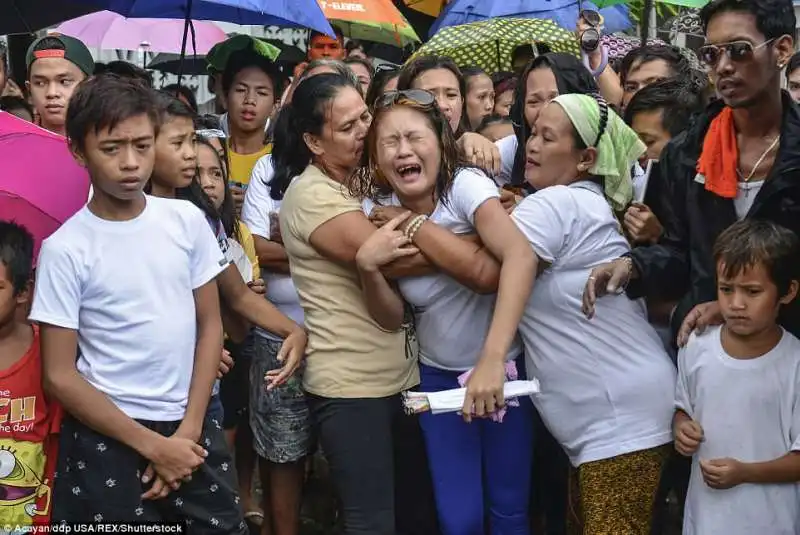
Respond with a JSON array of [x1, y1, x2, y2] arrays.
[[674, 219, 800, 535], [29, 75, 246, 531]]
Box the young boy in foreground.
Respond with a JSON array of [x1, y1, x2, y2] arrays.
[[29, 74, 245, 531], [674, 219, 800, 535], [0, 222, 61, 528]]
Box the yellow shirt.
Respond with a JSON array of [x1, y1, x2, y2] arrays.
[[227, 143, 272, 186], [280, 165, 419, 398]]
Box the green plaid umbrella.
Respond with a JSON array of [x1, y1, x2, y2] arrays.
[[410, 17, 579, 73]]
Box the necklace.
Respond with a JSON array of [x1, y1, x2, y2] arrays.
[[737, 135, 780, 183]]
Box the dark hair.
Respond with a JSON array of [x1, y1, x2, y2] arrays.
[[345, 39, 365, 55], [618, 45, 691, 86], [714, 219, 800, 296], [461, 66, 489, 84], [510, 53, 598, 185], [155, 91, 196, 124], [191, 137, 241, 242], [221, 50, 284, 97], [344, 56, 374, 79], [700, 0, 795, 42], [94, 60, 153, 87], [365, 67, 400, 109], [270, 73, 357, 200], [398, 56, 466, 99], [309, 27, 344, 45], [786, 51, 800, 78], [492, 71, 517, 96], [476, 113, 512, 133], [397, 55, 466, 135], [624, 78, 704, 136], [352, 90, 477, 204], [66, 74, 159, 152], [0, 221, 34, 295], [162, 84, 198, 112], [0, 41, 7, 73], [0, 96, 34, 118]]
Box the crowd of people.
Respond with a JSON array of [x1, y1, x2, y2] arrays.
[[1, 0, 800, 533]]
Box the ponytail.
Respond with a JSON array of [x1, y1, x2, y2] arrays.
[[269, 72, 359, 201], [270, 103, 313, 201]]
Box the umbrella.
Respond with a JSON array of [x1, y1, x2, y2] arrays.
[[602, 34, 666, 58], [55, 11, 227, 54], [411, 17, 580, 74], [0, 112, 90, 262], [147, 40, 306, 74], [2, 1, 100, 35], [62, 0, 335, 35], [595, 0, 708, 6], [318, 0, 421, 47], [402, 0, 449, 17], [429, 0, 633, 37]]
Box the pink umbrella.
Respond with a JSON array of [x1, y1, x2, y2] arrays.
[[55, 10, 227, 54], [0, 112, 90, 263]]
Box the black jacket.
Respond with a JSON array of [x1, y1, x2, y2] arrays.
[[627, 92, 800, 340]]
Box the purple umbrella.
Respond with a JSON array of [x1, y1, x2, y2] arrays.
[[55, 11, 227, 54]]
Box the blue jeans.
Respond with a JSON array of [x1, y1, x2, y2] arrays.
[[419, 356, 534, 535]]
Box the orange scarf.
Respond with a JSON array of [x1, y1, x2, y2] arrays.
[[696, 107, 738, 199]]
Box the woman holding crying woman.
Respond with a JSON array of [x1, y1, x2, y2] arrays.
[[353, 88, 536, 535]]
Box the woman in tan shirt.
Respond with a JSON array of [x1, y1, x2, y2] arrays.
[[273, 72, 504, 534]]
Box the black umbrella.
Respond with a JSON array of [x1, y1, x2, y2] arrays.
[[147, 53, 208, 75], [147, 39, 306, 75], [2, 0, 101, 35]]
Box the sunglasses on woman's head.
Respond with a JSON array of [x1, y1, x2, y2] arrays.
[[196, 128, 227, 140], [376, 89, 436, 109], [374, 63, 399, 74], [699, 38, 776, 68]]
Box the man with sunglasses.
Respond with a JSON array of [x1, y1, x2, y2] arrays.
[[585, 0, 800, 344]]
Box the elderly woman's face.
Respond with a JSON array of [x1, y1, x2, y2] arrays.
[[524, 103, 588, 190], [374, 106, 441, 203], [309, 86, 372, 172]]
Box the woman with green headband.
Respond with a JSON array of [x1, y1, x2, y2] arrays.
[[509, 92, 677, 534]]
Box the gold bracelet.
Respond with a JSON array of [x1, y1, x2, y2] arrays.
[[618, 256, 634, 289]]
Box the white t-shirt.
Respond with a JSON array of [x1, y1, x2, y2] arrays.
[[495, 134, 517, 187], [511, 181, 676, 466], [241, 154, 304, 341], [733, 180, 764, 220], [362, 168, 522, 371], [676, 326, 800, 535], [29, 196, 228, 421]]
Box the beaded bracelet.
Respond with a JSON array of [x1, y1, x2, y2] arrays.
[[405, 214, 428, 241]]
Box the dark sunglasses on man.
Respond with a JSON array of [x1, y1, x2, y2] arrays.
[[698, 38, 779, 68]]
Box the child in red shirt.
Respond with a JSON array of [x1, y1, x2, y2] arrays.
[[0, 221, 61, 527]]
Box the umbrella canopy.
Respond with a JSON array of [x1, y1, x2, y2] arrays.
[[318, 0, 421, 46], [2, 1, 100, 35], [603, 34, 666, 58], [402, 0, 449, 17], [595, 0, 708, 6], [61, 0, 335, 35], [411, 17, 579, 74], [55, 11, 227, 54], [147, 40, 306, 74], [430, 0, 633, 37], [0, 112, 90, 262]]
